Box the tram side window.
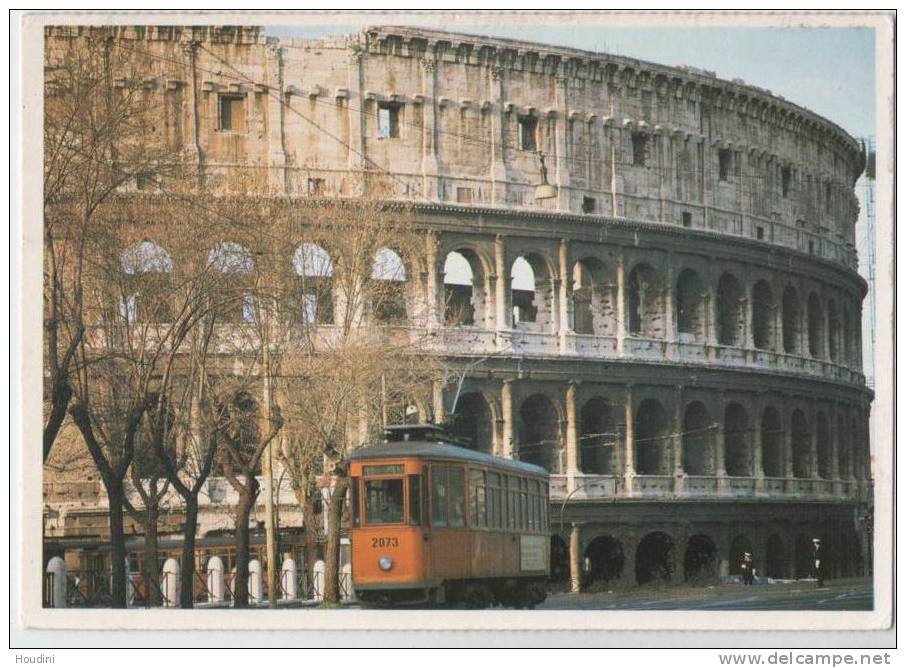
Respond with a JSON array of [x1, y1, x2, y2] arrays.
[[364, 478, 404, 525], [431, 466, 448, 527], [488, 472, 502, 529], [470, 469, 487, 528], [448, 466, 466, 527], [521, 479, 530, 531], [351, 477, 361, 527], [408, 475, 422, 526], [431, 465, 465, 528]]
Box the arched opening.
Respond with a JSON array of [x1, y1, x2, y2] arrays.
[[682, 401, 713, 475], [511, 253, 554, 330], [728, 535, 754, 576], [791, 409, 811, 478], [371, 247, 407, 322], [635, 399, 671, 475], [549, 535, 570, 583], [443, 250, 487, 326], [765, 534, 786, 578], [636, 532, 674, 585], [724, 403, 752, 476], [782, 285, 801, 353], [837, 414, 850, 479], [571, 258, 611, 335], [584, 535, 625, 585], [626, 263, 664, 338], [795, 534, 814, 579], [120, 240, 174, 323], [841, 531, 862, 577], [827, 300, 839, 362], [450, 392, 494, 454], [761, 407, 784, 477], [208, 241, 256, 323], [579, 397, 616, 474], [683, 534, 718, 584], [807, 292, 824, 358], [676, 268, 706, 341], [752, 280, 775, 350], [292, 243, 334, 325], [518, 393, 560, 472], [815, 412, 831, 479], [717, 273, 744, 346]]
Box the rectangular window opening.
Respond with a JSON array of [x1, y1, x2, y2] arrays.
[[378, 102, 401, 139], [518, 115, 537, 151], [307, 178, 324, 196], [718, 148, 731, 182], [681, 211, 692, 228], [781, 166, 791, 198], [582, 196, 596, 214], [631, 132, 647, 166], [218, 94, 246, 132], [756, 226, 765, 240], [456, 187, 473, 204]]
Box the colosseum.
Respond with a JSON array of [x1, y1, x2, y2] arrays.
[[44, 24, 873, 591]]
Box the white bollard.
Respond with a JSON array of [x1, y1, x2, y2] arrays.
[[281, 558, 297, 600], [312, 560, 325, 602], [341, 563, 353, 602], [248, 559, 263, 605], [161, 558, 180, 607], [206, 556, 224, 604], [46, 557, 66, 608]]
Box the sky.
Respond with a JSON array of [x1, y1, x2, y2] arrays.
[[267, 20, 878, 385]]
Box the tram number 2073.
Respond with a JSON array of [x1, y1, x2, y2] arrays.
[[371, 536, 400, 548]]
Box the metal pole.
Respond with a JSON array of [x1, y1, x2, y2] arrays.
[[261, 307, 278, 609]]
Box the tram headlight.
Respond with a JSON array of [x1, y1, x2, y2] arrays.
[[378, 556, 393, 571]]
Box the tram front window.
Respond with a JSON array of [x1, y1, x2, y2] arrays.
[[364, 478, 404, 524]]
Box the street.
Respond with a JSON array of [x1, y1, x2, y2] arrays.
[[539, 577, 873, 610]]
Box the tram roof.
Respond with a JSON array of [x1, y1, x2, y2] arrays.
[[347, 439, 549, 478]]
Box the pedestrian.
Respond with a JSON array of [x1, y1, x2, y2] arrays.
[[812, 538, 826, 588], [741, 551, 755, 585]]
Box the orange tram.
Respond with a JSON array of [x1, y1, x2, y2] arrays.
[[347, 424, 550, 608]]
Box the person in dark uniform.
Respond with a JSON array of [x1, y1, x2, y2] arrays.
[[741, 552, 755, 585], [812, 538, 826, 587]]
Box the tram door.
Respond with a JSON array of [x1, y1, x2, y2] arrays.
[[428, 464, 470, 579]]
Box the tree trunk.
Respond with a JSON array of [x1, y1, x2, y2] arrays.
[[107, 480, 128, 608], [323, 474, 349, 604], [43, 380, 72, 462], [143, 502, 161, 607], [232, 480, 258, 608], [179, 496, 199, 609]]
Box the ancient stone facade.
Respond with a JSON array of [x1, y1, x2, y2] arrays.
[[44, 25, 872, 586]]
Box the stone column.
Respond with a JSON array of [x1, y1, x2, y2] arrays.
[[715, 392, 727, 494], [616, 250, 626, 355], [623, 384, 635, 496], [420, 57, 440, 200], [752, 394, 765, 494], [707, 272, 719, 350], [494, 235, 510, 344], [265, 43, 287, 194], [346, 49, 366, 182], [830, 403, 841, 481], [182, 40, 203, 182], [501, 379, 514, 459], [488, 65, 508, 205], [673, 385, 685, 495], [432, 380, 445, 426], [783, 402, 795, 493], [743, 279, 755, 351], [663, 251, 675, 358], [554, 75, 571, 212], [558, 238, 572, 353], [569, 523, 582, 593], [617, 533, 640, 589], [425, 231, 441, 328], [809, 400, 820, 479], [565, 382, 579, 491]]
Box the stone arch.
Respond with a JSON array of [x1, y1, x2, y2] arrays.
[[292, 242, 334, 324], [579, 396, 617, 474], [635, 398, 671, 475], [583, 535, 625, 585], [626, 262, 664, 338], [371, 246, 408, 322], [728, 534, 754, 576], [761, 406, 784, 477], [717, 273, 744, 346], [443, 248, 489, 327], [119, 240, 174, 323], [571, 256, 613, 335], [791, 409, 811, 478], [752, 280, 775, 350], [724, 402, 752, 476], [807, 292, 824, 358], [450, 391, 494, 454], [781, 284, 801, 353], [765, 533, 786, 578], [511, 251, 555, 330], [675, 268, 706, 341], [794, 533, 814, 579], [682, 401, 713, 475], [549, 535, 569, 583], [517, 393, 561, 472], [827, 299, 840, 362], [208, 241, 256, 323], [815, 411, 832, 479], [636, 531, 674, 585], [683, 534, 718, 583]]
